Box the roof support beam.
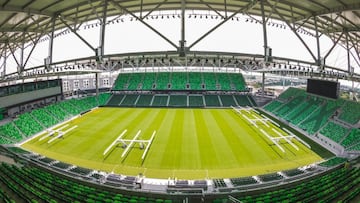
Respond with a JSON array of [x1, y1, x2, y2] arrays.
[[19, 33, 25, 73], [58, 17, 96, 52], [267, 0, 317, 63], [141, 0, 168, 20], [260, 0, 269, 60], [346, 32, 351, 73], [188, 0, 258, 49], [179, 0, 186, 57], [314, 17, 321, 66], [48, 17, 55, 65], [98, 0, 108, 61], [199, 0, 225, 19], [109, 0, 178, 49], [324, 31, 344, 60]]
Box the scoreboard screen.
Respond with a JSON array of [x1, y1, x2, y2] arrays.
[[306, 79, 339, 99]]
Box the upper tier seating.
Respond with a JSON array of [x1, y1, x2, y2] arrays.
[[263, 100, 283, 112], [339, 100, 360, 124], [320, 122, 349, 143], [278, 87, 305, 100], [112, 72, 247, 91]]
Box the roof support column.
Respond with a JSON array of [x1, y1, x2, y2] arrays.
[[179, 0, 186, 57], [260, 0, 268, 98], [346, 32, 351, 74], [0, 50, 6, 78], [47, 17, 56, 67], [98, 0, 108, 64], [314, 17, 321, 66], [19, 33, 25, 74]]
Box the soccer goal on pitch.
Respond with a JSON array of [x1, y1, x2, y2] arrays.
[[231, 106, 310, 153], [103, 129, 156, 161]]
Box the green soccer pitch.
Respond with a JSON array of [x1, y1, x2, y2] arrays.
[[21, 107, 322, 179]]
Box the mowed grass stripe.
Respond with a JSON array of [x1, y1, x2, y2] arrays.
[[21, 107, 323, 179], [194, 109, 219, 169]]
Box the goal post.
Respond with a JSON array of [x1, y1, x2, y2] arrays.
[[103, 129, 128, 156]]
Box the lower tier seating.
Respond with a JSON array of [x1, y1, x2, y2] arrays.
[[319, 122, 349, 143]]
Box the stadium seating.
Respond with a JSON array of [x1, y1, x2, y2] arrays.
[[113, 73, 130, 90], [341, 128, 360, 148], [298, 99, 342, 135], [0, 123, 23, 143], [339, 100, 360, 124], [136, 95, 154, 106], [152, 95, 169, 107], [214, 167, 360, 203], [142, 72, 157, 90], [274, 95, 305, 118], [45, 104, 68, 121], [168, 95, 187, 106], [107, 94, 125, 106], [219, 95, 237, 107], [230, 177, 257, 187], [98, 93, 111, 105], [263, 100, 283, 112], [188, 72, 203, 90], [202, 72, 217, 90], [217, 73, 231, 90], [156, 72, 170, 89], [188, 95, 204, 107], [171, 72, 187, 90], [204, 95, 220, 107], [233, 95, 255, 107], [319, 122, 349, 143], [278, 87, 305, 100], [112, 72, 247, 91], [0, 162, 175, 203], [228, 73, 246, 91], [127, 73, 144, 90], [31, 109, 58, 128], [286, 96, 323, 126], [120, 95, 139, 106], [319, 157, 347, 167], [13, 113, 43, 137]]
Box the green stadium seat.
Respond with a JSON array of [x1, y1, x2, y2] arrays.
[[168, 95, 187, 107], [319, 122, 349, 143], [188, 95, 204, 107]]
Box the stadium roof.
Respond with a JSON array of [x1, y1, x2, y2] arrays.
[[0, 0, 359, 76]]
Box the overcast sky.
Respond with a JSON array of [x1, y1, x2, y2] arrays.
[[4, 11, 358, 76]]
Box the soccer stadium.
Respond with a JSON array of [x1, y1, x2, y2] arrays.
[[0, 0, 360, 202]]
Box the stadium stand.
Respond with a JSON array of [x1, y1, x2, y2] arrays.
[[219, 95, 237, 106], [217, 73, 231, 90], [120, 95, 139, 107], [171, 72, 188, 90], [263, 100, 283, 112], [298, 99, 343, 135], [319, 157, 348, 167], [45, 104, 68, 121], [142, 72, 157, 90], [341, 129, 360, 149], [112, 72, 248, 92], [230, 177, 257, 187], [136, 95, 154, 107], [98, 93, 111, 106], [339, 100, 360, 124], [107, 94, 125, 106], [156, 72, 171, 89], [188, 72, 203, 90], [214, 167, 360, 203], [204, 95, 221, 107], [0, 123, 23, 143], [319, 122, 349, 143], [188, 95, 204, 107], [233, 95, 254, 107], [203, 72, 217, 90], [152, 95, 169, 107], [31, 109, 58, 128], [168, 95, 187, 107], [13, 113, 43, 137], [0, 162, 176, 203], [127, 73, 143, 90], [278, 87, 305, 100]]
